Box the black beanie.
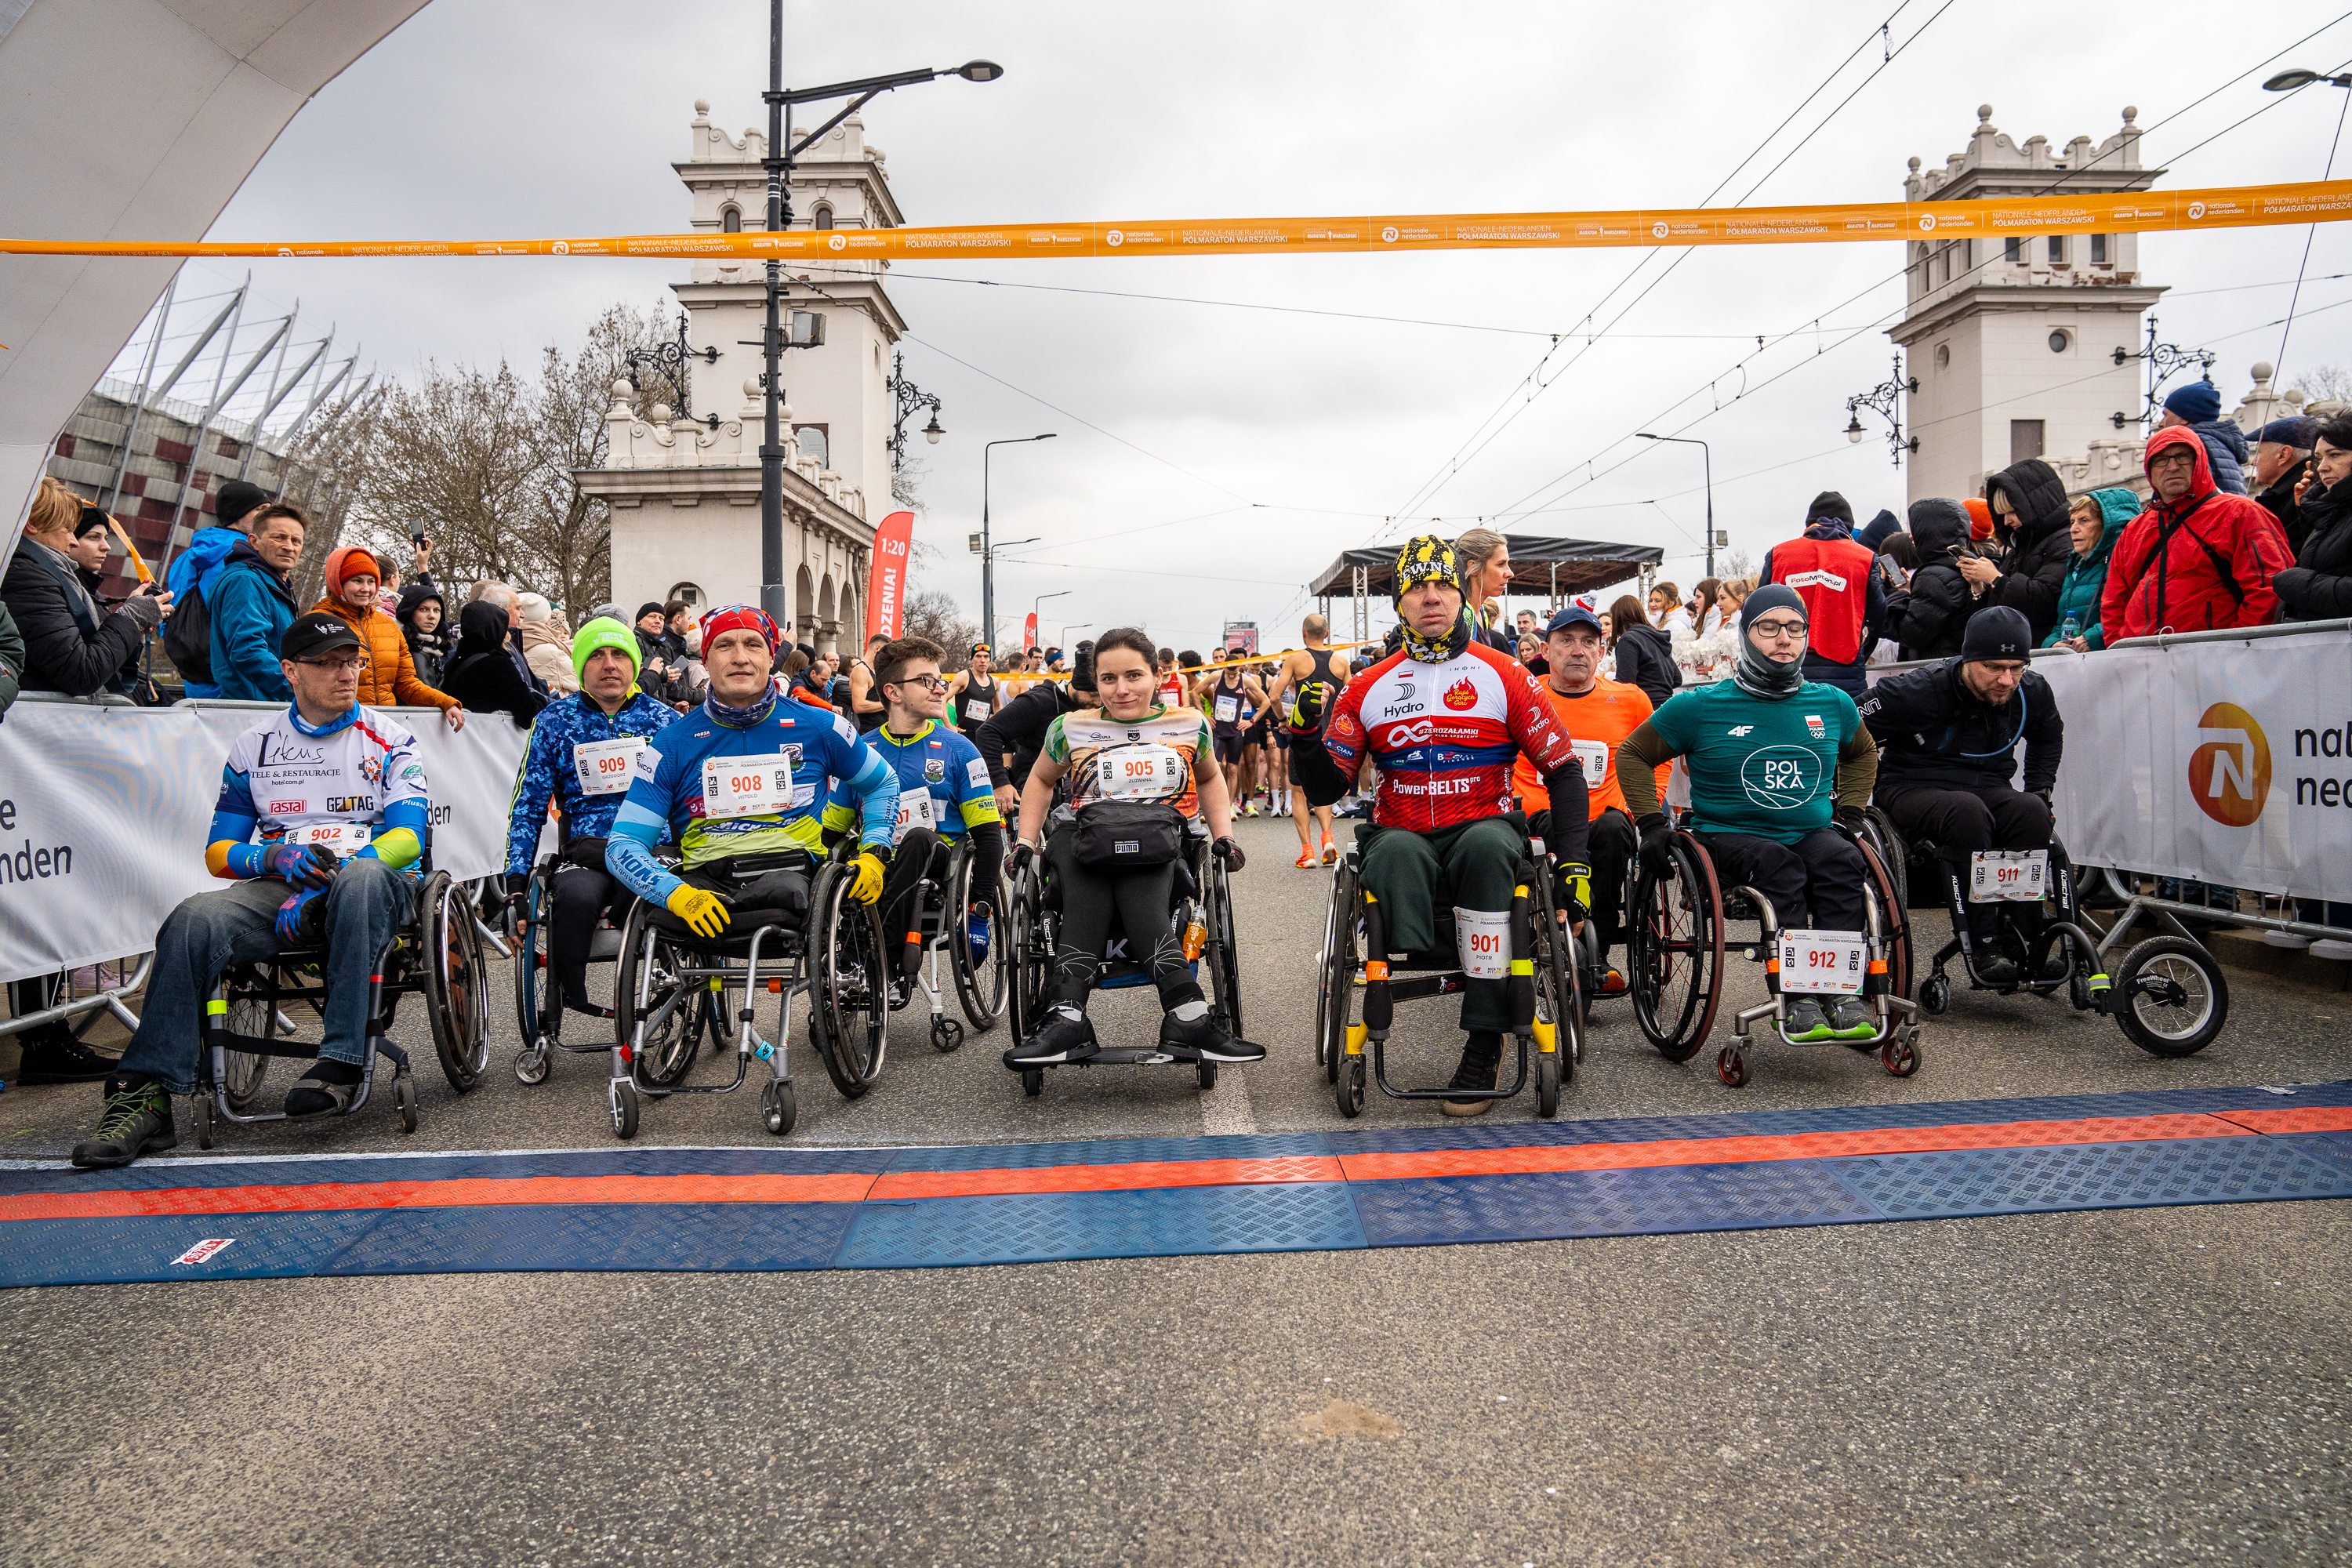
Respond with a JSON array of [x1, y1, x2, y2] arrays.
[[636, 602, 666, 623], [1961, 605, 2034, 663], [1805, 491, 1855, 529], [215, 479, 268, 528]]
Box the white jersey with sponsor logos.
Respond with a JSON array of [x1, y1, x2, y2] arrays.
[[216, 704, 429, 851]]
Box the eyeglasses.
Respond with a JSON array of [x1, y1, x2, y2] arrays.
[[894, 673, 949, 694], [293, 654, 366, 672], [1749, 619, 1807, 640]]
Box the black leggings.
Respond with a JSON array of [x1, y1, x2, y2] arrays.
[[1044, 831, 1199, 1012], [549, 839, 637, 1011], [877, 830, 946, 975]]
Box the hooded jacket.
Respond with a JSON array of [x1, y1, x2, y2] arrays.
[[2103, 427, 2293, 641], [161, 521, 246, 697], [0, 535, 150, 698], [1879, 499, 1980, 661], [1982, 458, 2075, 641], [519, 615, 579, 695], [2274, 475, 2352, 622], [205, 536, 299, 702], [397, 583, 452, 687], [2183, 417, 2249, 496], [310, 564, 457, 711], [441, 599, 549, 727], [1857, 658, 2063, 796], [1610, 622, 1680, 708], [2042, 487, 2137, 648]]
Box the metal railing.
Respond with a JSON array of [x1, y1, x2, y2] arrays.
[[0, 953, 152, 1043]]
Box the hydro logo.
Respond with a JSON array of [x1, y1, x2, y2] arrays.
[[2190, 702, 2270, 827]]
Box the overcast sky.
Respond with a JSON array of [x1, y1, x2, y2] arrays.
[[132, 0, 2352, 651]]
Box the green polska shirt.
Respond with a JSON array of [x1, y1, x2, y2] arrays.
[[1647, 680, 1861, 845]]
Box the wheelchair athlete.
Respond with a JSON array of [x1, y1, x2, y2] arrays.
[[1617, 584, 1884, 1043], [1320, 536, 1592, 1114], [1007, 627, 1263, 1067], [501, 616, 679, 1030], [1512, 602, 1661, 993], [1857, 605, 2065, 986], [73, 613, 432, 1168], [604, 606, 898, 954], [820, 633, 1005, 1001]]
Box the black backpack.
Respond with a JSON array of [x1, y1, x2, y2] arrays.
[[161, 575, 213, 683]]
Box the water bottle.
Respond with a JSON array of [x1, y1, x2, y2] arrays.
[[2060, 613, 2081, 644]]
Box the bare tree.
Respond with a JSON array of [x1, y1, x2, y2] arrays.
[[2292, 364, 2352, 405], [903, 587, 981, 657], [1719, 547, 1755, 583], [528, 303, 665, 616]]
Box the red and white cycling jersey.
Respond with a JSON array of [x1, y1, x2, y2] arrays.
[[1323, 641, 1578, 831]]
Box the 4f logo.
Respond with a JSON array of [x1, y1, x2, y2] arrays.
[[1728, 725, 1755, 737]]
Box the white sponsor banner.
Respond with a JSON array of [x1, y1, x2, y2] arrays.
[[0, 701, 526, 982], [2032, 628, 2351, 900]]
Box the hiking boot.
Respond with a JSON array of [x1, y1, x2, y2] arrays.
[[1780, 998, 1832, 1041], [1440, 1032, 1502, 1116], [14, 1033, 118, 1085], [1973, 953, 2022, 988], [1827, 995, 1878, 1042], [71, 1079, 176, 1170], [1160, 1008, 1265, 1064], [1005, 1006, 1098, 1066]]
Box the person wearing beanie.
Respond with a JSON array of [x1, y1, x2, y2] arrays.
[[307, 545, 463, 726], [397, 581, 452, 686], [1971, 456, 2076, 642], [2157, 379, 2249, 495], [1317, 534, 1592, 1114], [1759, 488, 1885, 695], [1615, 583, 1884, 1042], [2250, 415, 2322, 550], [1880, 497, 1987, 661], [1854, 507, 1903, 554], [500, 616, 679, 1035], [1859, 604, 2066, 986], [157, 478, 271, 696]]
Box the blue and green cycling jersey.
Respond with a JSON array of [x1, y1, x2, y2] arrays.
[[606, 694, 898, 906], [822, 718, 1002, 844]]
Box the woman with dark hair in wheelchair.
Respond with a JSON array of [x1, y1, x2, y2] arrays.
[[1004, 627, 1264, 1067]]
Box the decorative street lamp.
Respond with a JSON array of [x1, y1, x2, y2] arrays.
[[1842, 354, 1921, 466], [887, 348, 945, 473]]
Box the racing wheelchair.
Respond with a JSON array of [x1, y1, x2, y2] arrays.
[[1625, 815, 1919, 1088], [1313, 824, 1584, 1120], [1856, 808, 2228, 1057], [1003, 815, 1243, 1097], [510, 842, 640, 1086], [604, 841, 886, 1140], [193, 866, 491, 1149], [884, 833, 1012, 1054]]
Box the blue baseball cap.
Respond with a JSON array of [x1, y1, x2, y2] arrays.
[[1544, 604, 1606, 638]]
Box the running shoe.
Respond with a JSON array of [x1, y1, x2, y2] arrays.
[[1439, 1033, 1503, 1116], [1319, 834, 1338, 866], [1243, 800, 1259, 818], [1973, 954, 2022, 988], [71, 1079, 176, 1170], [1779, 998, 1832, 1042], [1160, 1009, 1265, 1063], [1294, 847, 1317, 869], [1004, 1006, 1098, 1066], [1827, 996, 1877, 1040], [1599, 969, 1628, 996]]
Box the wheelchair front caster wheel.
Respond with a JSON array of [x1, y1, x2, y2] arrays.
[[1882, 1031, 1920, 1077], [1336, 1055, 1365, 1119], [1021, 1068, 1044, 1098], [394, 1073, 419, 1133], [611, 1081, 639, 1140], [1534, 1050, 1560, 1119], [513, 1046, 550, 1086], [931, 1018, 964, 1054], [1919, 975, 1951, 1015], [1715, 1045, 1747, 1088], [761, 1078, 797, 1137], [1196, 1061, 1218, 1091], [193, 1093, 216, 1151]]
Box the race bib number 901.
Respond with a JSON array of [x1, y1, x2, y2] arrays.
[[702, 751, 806, 819]]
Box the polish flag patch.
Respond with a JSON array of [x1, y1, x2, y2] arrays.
[[1805, 713, 1826, 738]]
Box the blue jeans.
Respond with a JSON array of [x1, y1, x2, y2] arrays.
[[119, 858, 407, 1093]]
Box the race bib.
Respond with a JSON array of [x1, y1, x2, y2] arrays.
[[573, 736, 648, 797], [1775, 928, 1867, 996], [1214, 695, 1240, 724], [964, 700, 989, 721], [275, 820, 373, 854], [893, 789, 941, 844], [1969, 849, 2049, 903], [702, 750, 808, 820], [1089, 743, 1189, 804], [1453, 906, 1511, 980], [1570, 739, 1609, 787]]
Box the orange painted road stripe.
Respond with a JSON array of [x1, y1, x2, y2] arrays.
[[0, 1171, 878, 1223], [2209, 1105, 2352, 1136]]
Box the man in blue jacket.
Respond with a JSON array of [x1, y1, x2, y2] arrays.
[[503, 617, 679, 1031], [163, 478, 268, 698], [208, 505, 305, 702]]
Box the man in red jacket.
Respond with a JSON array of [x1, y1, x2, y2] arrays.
[[2103, 426, 2293, 641]]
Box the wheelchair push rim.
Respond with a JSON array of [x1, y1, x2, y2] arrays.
[[423, 871, 491, 1093], [949, 849, 1011, 1031], [615, 909, 706, 1090], [811, 858, 887, 1098], [1630, 833, 1724, 1062]]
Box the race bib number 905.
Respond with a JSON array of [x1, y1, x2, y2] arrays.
[[702, 751, 806, 819], [1088, 744, 1188, 804]]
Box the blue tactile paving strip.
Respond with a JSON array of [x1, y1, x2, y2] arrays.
[[2, 1081, 2347, 1286]]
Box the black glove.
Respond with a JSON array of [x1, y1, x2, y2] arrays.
[[1636, 814, 1672, 877], [1834, 804, 1866, 832], [1214, 836, 1245, 872], [1011, 840, 1039, 877]]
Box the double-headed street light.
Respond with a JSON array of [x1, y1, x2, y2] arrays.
[[1636, 432, 1719, 579], [752, 10, 1003, 624], [981, 434, 1055, 656]]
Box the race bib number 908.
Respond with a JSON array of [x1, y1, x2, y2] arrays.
[[702, 751, 807, 819]]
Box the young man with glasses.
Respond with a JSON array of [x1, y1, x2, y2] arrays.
[[71, 613, 435, 1167], [1615, 584, 1885, 1043]]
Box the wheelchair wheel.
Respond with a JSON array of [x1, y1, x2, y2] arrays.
[[1862, 806, 1909, 913], [2111, 936, 2228, 1057], [221, 997, 276, 1114], [1314, 858, 1358, 1085], [612, 905, 702, 1090], [511, 870, 551, 1047], [1203, 851, 1244, 1040], [1629, 834, 1724, 1062], [1855, 832, 1912, 1004], [949, 853, 1010, 1032], [422, 872, 490, 1094], [1006, 866, 1050, 1046], [810, 862, 887, 1099]]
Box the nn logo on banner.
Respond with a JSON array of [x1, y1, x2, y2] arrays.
[[2190, 702, 2271, 828]]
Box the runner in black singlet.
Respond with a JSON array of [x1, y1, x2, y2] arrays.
[[949, 641, 1000, 745], [1259, 614, 1353, 866]]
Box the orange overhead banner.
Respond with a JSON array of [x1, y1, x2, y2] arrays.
[[6, 180, 2352, 261]]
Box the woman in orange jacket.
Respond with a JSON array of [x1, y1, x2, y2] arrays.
[[310, 546, 466, 729]]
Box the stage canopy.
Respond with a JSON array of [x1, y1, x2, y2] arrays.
[[1309, 533, 1664, 604]]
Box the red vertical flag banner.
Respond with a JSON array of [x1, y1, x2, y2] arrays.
[[1024, 613, 1038, 652], [864, 510, 916, 645]]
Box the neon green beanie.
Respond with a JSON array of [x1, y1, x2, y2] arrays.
[[573, 617, 642, 690]]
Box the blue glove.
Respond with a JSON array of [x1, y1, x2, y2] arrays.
[[274, 888, 324, 945], [265, 842, 341, 890]]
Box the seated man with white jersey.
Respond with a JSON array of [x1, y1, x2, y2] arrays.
[[73, 612, 434, 1168], [603, 605, 898, 948], [502, 616, 679, 1029], [1321, 537, 1592, 1115]]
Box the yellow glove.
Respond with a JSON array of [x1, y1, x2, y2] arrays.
[[848, 850, 887, 905], [666, 884, 731, 939]]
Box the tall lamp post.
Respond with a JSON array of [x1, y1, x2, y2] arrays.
[[981, 433, 1055, 654], [753, 13, 1002, 625], [1637, 432, 1717, 579], [1032, 588, 1070, 650]]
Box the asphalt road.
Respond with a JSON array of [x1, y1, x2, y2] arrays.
[[2, 811, 2348, 1566]]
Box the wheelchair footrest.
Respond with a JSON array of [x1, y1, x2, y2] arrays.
[[205, 1029, 325, 1062]]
